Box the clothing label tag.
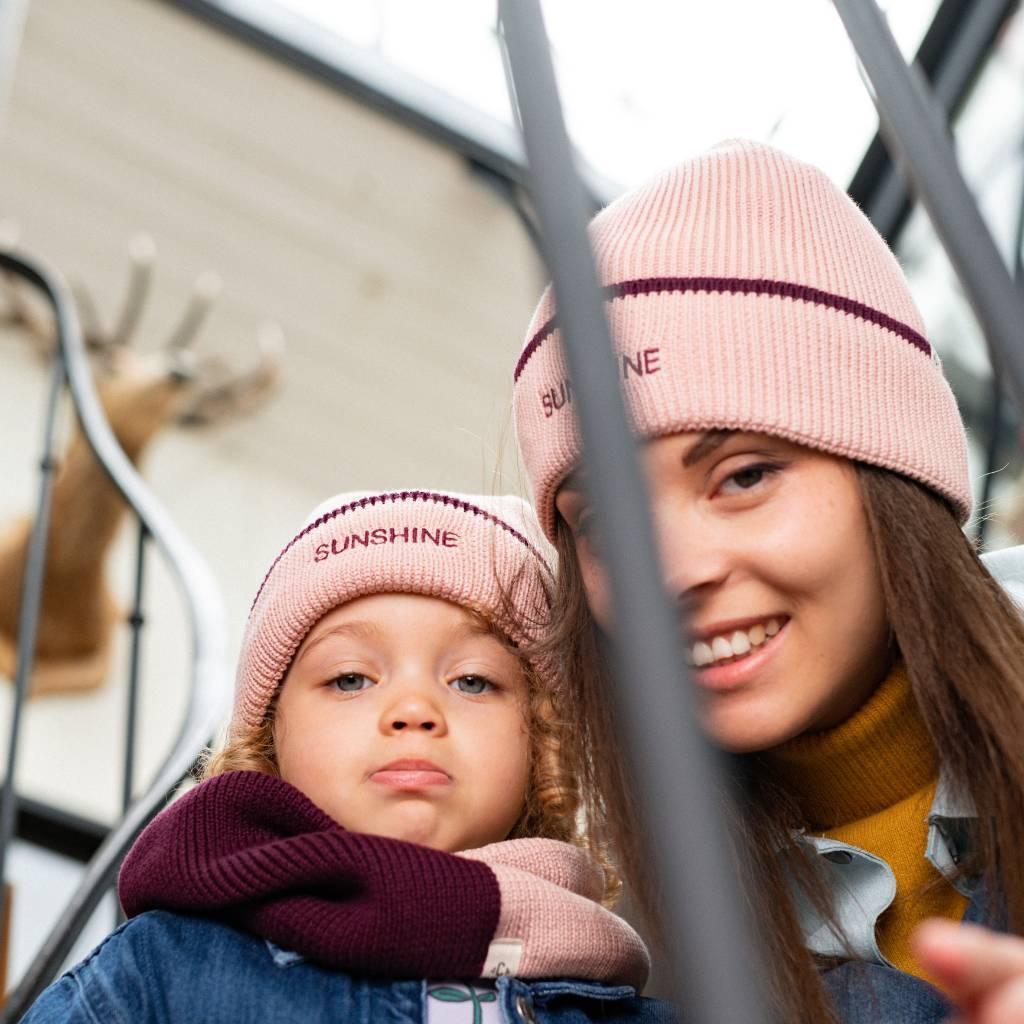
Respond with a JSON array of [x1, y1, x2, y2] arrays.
[[482, 938, 523, 977]]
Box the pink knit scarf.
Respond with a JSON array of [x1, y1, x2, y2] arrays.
[[118, 771, 648, 990]]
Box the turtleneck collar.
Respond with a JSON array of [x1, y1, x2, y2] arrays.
[[761, 662, 938, 830]]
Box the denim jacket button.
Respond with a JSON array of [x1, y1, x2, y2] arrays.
[[515, 994, 538, 1023]]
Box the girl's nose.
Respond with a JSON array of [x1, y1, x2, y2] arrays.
[[380, 687, 448, 736]]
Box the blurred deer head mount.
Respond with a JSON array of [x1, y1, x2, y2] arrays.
[[0, 230, 285, 695], [0, 229, 285, 426]]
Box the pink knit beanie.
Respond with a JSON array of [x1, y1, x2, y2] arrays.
[[233, 490, 554, 737], [514, 139, 972, 538]]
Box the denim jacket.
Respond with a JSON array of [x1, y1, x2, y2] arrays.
[[802, 544, 1024, 1022], [21, 911, 680, 1024]]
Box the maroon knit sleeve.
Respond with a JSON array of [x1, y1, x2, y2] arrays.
[[118, 771, 500, 978]]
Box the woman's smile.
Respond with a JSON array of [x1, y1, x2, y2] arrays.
[[689, 616, 790, 692]]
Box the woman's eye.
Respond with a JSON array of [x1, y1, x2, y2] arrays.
[[450, 675, 495, 696], [720, 462, 779, 494], [331, 673, 374, 693]]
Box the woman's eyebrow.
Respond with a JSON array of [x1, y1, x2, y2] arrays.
[[681, 430, 733, 467]]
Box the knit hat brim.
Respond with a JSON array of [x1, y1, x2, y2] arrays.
[[235, 491, 554, 735], [515, 288, 971, 538]]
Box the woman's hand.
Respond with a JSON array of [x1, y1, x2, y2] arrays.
[[913, 919, 1024, 1022]]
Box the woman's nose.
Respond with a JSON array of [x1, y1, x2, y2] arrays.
[[653, 504, 730, 602], [379, 686, 448, 736]]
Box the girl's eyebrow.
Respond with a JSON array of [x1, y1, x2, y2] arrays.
[[681, 430, 733, 467], [296, 620, 381, 663]]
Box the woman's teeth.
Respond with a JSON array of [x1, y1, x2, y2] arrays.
[[689, 618, 782, 667]]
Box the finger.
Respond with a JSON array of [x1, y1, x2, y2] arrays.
[[977, 975, 1024, 1024], [913, 921, 1024, 1004]]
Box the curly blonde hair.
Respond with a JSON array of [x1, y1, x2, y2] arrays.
[[201, 593, 620, 904]]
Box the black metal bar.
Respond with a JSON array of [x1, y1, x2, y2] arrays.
[[832, 0, 1024, 417], [498, 2, 769, 1019], [121, 520, 149, 816], [15, 798, 109, 864], [0, 249, 229, 1022], [116, 519, 149, 926], [847, 0, 1017, 239], [0, 349, 65, 933]]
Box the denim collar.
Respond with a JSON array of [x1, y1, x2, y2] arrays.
[[792, 755, 979, 966]]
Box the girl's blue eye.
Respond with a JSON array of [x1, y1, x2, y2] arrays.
[[450, 675, 495, 696], [331, 673, 374, 693]]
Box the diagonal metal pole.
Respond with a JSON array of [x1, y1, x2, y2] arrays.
[[499, 2, 770, 1019], [832, 0, 1024, 415], [0, 346, 64, 937], [858, 0, 1017, 240]]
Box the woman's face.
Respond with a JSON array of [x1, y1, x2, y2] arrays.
[[555, 431, 891, 752], [275, 593, 531, 852]]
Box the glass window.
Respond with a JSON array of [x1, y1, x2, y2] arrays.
[[210, 0, 941, 189]]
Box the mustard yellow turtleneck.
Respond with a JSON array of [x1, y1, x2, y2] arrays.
[[763, 663, 968, 980]]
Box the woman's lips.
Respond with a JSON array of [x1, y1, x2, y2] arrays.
[[369, 759, 452, 789], [693, 620, 788, 692]]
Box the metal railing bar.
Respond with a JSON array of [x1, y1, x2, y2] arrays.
[[0, 349, 65, 935], [831, 0, 1024, 416], [846, 0, 1015, 238], [859, 0, 1017, 241], [0, 249, 229, 1021], [121, 519, 149, 817], [14, 798, 108, 865], [498, 2, 770, 1019]]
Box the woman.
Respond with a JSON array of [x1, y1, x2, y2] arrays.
[[512, 139, 1024, 1022]]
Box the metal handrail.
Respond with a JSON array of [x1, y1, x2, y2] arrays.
[[499, 1, 1024, 1021], [0, 249, 229, 1021], [498, 2, 770, 1019], [832, 0, 1024, 414]]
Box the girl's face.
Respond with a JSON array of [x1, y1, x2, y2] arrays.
[[555, 431, 892, 753], [275, 593, 531, 852]]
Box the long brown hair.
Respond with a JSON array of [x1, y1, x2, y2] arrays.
[[540, 462, 1024, 1021]]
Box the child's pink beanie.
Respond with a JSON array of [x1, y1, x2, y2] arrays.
[[513, 139, 972, 538], [233, 490, 554, 736]]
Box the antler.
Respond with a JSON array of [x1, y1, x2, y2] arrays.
[[1, 229, 284, 425], [177, 322, 285, 426]]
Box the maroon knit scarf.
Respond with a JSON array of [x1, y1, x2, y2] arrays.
[[118, 771, 501, 978]]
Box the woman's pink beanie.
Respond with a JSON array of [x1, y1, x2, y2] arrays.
[[514, 139, 972, 538], [233, 490, 554, 736]]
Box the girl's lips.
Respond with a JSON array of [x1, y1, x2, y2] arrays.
[[693, 620, 788, 692], [369, 760, 452, 790], [370, 770, 451, 789]]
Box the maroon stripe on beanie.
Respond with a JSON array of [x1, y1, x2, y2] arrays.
[[251, 490, 551, 612], [513, 276, 931, 382]]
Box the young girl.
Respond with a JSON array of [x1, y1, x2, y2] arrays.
[[511, 139, 1024, 1023], [22, 489, 674, 1024]]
